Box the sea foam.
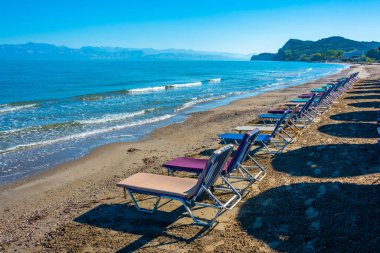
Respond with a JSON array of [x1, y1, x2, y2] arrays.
[[168, 81, 202, 88], [76, 109, 154, 124], [208, 78, 221, 83], [0, 114, 174, 154], [128, 81, 202, 94], [0, 104, 37, 114], [175, 92, 243, 112]]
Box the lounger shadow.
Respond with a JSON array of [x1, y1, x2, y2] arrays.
[[117, 145, 238, 226], [347, 101, 380, 108], [329, 110, 377, 122], [271, 143, 379, 178], [318, 123, 378, 138], [344, 95, 380, 100], [237, 182, 380, 252], [74, 203, 210, 252]]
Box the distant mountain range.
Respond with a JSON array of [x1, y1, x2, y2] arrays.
[[251, 36, 380, 62], [0, 42, 247, 61]]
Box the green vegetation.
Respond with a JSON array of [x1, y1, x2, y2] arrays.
[[251, 36, 380, 62], [366, 47, 380, 61]]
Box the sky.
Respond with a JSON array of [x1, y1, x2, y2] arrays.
[[1, 0, 380, 54]]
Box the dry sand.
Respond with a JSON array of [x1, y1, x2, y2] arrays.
[[1, 64, 379, 252]]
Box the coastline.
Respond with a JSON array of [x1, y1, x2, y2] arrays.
[[0, 62, 347, 187], [0, 63, 375, 251], [0, 61, 346, 185], [0, 63, 351, 191]]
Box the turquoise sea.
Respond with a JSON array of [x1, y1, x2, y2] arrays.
[[0, 60, 345, 183]]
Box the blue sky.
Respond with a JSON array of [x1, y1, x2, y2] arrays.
[[1, 0, 380, 54]]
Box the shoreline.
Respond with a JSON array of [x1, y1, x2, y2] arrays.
[[0, 63, 348, 188], [0, 63, 374, 252], [0, 60, 347, 187], [0, 64, 361, 193]]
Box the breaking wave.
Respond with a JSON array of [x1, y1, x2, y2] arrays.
[[76, 109, 154, 124], [0, 114, 174, 155], [175, 92, 244, 112], [0, 103, 37, 114], [208, 78, 221, 83], [128, 81, 202, 94]]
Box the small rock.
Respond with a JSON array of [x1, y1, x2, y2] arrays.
[[304, 198, 315, 205], [252, 217, 262, 229], [127, 148, 139, 153], [305, 207, 318, 219], [277, 224, 289, 233], [262, 198, 272, 206], [317, 185, 327, 197], [316, 146, 325, 151], [268, 241, 281, 248], [309, 221, 320, 231]]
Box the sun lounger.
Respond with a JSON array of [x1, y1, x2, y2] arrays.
[[163, 130, 266, 192], [234, 106, 301, 142], [117, 145, 238, 226], [263, 94, 317, 125], [219, 111, 291, 154]]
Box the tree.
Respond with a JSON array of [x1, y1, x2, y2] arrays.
[[366, 49, 380, 60], [311, 53, 323, 61]]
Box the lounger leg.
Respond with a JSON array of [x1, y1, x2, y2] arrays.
[[168, 169, 175, 176], [242, 159, 266, 181], [247, 153, 266, 171], [181, 182, 241, 226], [182, 201, 223, 226], [201, 183, 241, 210], [281, 129, 294, 143], [260, 141, 273, 154], [233, 163, 266, 187], [127, 189, 161, 214]]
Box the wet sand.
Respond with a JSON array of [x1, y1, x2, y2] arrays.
[[1, 64, 379, 252]]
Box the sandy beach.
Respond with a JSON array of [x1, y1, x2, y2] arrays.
[[1, 63, 379, 252]]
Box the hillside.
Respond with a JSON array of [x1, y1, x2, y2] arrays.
[[251, 36, 380, 62], [0, 42, 245, 61]]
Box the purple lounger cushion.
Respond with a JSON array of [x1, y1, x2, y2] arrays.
[[267, 109, 301, 114], [163, 157, 230, 174], [298, 93, 323, 98], [266, 109, 286, 114]]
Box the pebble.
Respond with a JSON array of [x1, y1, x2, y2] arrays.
[[262, 199, 272, 206], [305, 207, 318, 219], [303, 240, 316, 253], [316, 146, 325, 151], [268, 240, 281, 249], [304, 198, 315, 205], [252, 217, 262, 229], [317, 185, 327, 198], [309, 221, 320, 231]]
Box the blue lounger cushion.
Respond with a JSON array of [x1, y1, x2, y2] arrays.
[[259, 113, 284, 119], [219, 133, 244, 141], [219, 133, 270, 143], [311, 88, 325, 92]]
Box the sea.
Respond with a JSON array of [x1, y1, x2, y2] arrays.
[[0, 60, 346, 184]]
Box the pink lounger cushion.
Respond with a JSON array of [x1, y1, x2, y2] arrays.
[[117, 173, 199, 199]]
